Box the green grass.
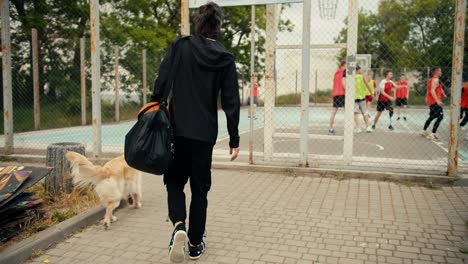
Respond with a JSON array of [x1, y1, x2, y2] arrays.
[[275, 90, 428, 106], [276, 90, 332, 105], [0, 102, 141, 134]]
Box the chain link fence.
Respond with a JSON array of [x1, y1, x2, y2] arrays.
[[1, 0, 466, 176]]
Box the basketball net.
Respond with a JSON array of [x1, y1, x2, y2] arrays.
[[318, 0, 339, 20]]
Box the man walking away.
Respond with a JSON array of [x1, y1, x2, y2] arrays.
[[151, 2, 240, 262], [372, 70, 396, 130], [329, 61, 346, 134], [396, 74, 409, 121], [354, 66, 373, 133], [420, 66, 446, 141]]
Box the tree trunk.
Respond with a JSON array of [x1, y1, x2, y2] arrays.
[[45, 143, 85, 196]]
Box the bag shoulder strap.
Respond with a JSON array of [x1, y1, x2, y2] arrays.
[[160, 36, 190, 104]]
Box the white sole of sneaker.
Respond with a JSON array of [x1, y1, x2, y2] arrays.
[[189, 254, 202, 260], [169, 231, 187, 263]]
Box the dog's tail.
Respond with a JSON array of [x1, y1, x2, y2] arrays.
[[65, 151, 110, 187]]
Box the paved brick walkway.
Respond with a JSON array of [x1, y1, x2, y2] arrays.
[[28, 170, 468, 264]]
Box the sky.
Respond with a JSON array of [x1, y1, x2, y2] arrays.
[[277, 0, 380, 45]]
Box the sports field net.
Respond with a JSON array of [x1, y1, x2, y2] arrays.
[[1, 0, 466, 175]]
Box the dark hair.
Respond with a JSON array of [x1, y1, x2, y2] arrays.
[[400, 73, 405, 77], [340, 60, 346, 67], [431, 66, 441, 77], [194, 2, 223, 40], [384, 70, 392, 77]]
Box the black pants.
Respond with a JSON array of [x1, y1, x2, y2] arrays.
[[424, 104, 444, 133], [164, 137, 214, 245], [461, 108, 468, 127]]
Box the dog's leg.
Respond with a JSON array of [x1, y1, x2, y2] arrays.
[[103, 200, 120, 229], [133, 192, 142, 209]]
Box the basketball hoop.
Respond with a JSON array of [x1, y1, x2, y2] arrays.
[[318, 0, 338, 20]]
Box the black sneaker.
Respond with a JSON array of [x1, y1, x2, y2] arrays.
[[397, 117, 400, 121], [403, 117, 407, 121], [388, 125, 394, 130], [168, 224, 187, 263], [372, 125, 376, 130], [188, 241, 206, 260], [328, 128, 336, 135]]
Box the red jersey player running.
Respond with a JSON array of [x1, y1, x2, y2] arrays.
[[421, 66, 447, 141], [329, 61, 346, 135]]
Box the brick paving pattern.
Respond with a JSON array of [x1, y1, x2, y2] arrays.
[[28, 170, 468, 264]]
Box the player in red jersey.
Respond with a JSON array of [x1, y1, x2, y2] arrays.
[[460, 73, 468, 129], [328, 61, 347, 135], [420, 66, 447, 141], [395, 74, 409, 121]]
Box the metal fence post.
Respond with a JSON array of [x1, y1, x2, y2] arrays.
[[263, 4, 278, 162], [32, 28, 40, 130], [142, 49, 147, 105], [343, 0, 359, 164], [80, 37, 87, 125], [300, 0, 311, 167], [1, 0, 13, 154], [114, 46, 120, 122], [447, 0, 466, 177], [249, 5, 255, 165], [181, 0, 190, 35], [90, 0, 102, 156]]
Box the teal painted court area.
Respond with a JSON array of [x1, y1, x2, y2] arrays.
[[2, 106, 467, 162]]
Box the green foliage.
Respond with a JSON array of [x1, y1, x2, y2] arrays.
[[2, 1, 293, 133]]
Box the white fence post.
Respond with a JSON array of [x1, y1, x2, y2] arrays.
[[80, 37, 87, 125], [181, 0, 190, 35], [32, 28, 40, 130], [1, 0, 13, 154], [263, 4, 278, 162], [90, 0, 102, 156], [142, 49, 147, 105], [447, 0, 466, 177], [114, 46, 120, 122], [300, 0, 311, 167], [249, 5, 256, 164], [343, 0, 359, 164]]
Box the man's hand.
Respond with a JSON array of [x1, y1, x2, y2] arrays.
[[390, 97, 396, 102], [230, 148, 240, 161], [437, 100, 444, 106]]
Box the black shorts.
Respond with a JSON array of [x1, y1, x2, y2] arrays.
[[333, 95, 345, 108], [377, 100, 393, 112], [247, 97, 258, 105], [396, 98, 408, 107], [429, 104, 443, 117]]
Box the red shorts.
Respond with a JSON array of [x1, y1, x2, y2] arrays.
[[365, 95, 373, 103]]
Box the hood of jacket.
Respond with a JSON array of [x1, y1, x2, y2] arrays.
[[189, 34, 235, 70]]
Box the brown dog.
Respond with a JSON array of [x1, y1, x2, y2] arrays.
[[65, 151, 142, 229]]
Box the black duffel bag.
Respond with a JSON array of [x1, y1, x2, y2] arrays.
[[124, 102, 173, 175]]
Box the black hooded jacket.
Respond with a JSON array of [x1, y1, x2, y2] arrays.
[[151, 35, 240, 148]]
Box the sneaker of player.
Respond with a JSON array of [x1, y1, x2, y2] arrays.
[[397, 117, 400, 121], [366, 126, 373, 133], [354, 128, 362, 133], [188, 241, 206, 260], [427, 133, 440, 141], [403, 117, 407, 121], [168, 223, 187, 263], [372, 124, 376, 130], [388, 125, 394, 130], [420, 130, 429, 137], [328, 128, 336, 135]]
